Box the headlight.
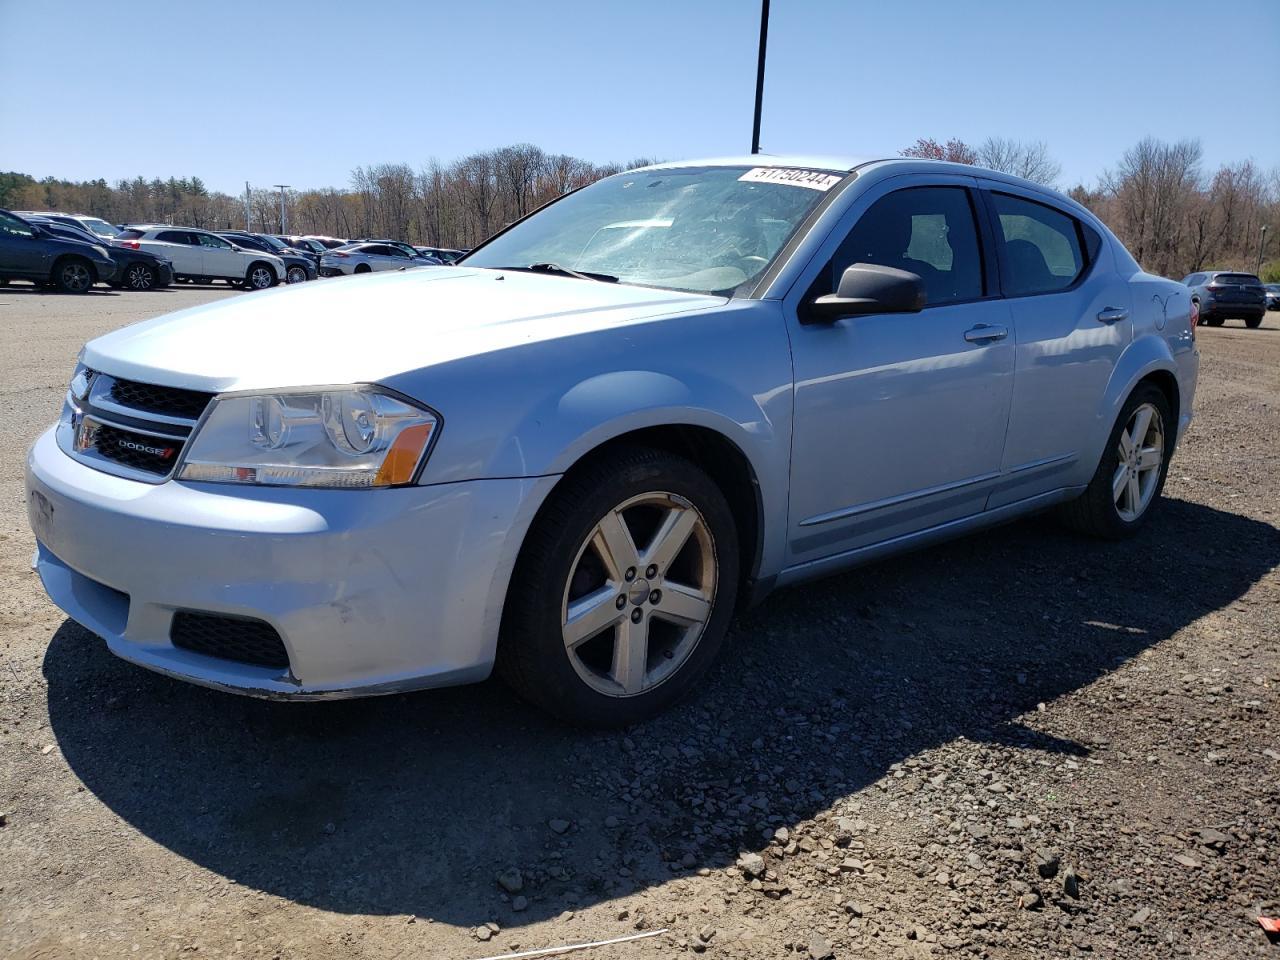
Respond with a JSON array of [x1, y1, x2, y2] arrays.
[[178, 387, 438, 488]]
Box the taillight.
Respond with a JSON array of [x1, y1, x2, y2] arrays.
[[332, 252, 350, 258], [1189, 298, 1199, 336], [118, 240, 140, 250]]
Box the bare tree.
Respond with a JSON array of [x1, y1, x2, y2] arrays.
[[900, 138, 978, 165], [975, 138, 1061, 185]]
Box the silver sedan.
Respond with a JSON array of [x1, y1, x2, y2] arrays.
[[319, 242, 438, 276]]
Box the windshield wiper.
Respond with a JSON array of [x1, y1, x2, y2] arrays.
[[523, 262, 618, 283]]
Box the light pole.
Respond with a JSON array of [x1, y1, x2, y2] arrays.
[[273, 184, 290, 235], [750, 0, 770, 154], [1257, 225, 1268, 276]]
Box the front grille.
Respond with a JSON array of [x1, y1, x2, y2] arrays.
[[170, 611, 290, 669], [90, 422, 183, 473], [106, 377, 213, 421], [65, 370, 216, 482]]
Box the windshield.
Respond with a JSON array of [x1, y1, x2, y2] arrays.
[[463, 165, 845, 295], [80, 217, 120, 238], [257, 235, 287, 252]]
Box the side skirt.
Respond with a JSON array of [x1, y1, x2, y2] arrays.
[[773, 486, 1086, 590]]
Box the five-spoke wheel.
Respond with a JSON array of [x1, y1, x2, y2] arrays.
[[499, 447, 738, 727]]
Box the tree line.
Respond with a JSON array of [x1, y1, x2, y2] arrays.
[[902, 136, 1278, 281], [2, 138, 1276, 280]]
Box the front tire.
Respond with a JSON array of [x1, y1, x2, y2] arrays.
[[286, 265, 307, 284], [53, 257, 94, 293], [1058, 383, 1172, 539], [245, 263, 276, 290], [498, 447, 739, 727], [1245, 314, 1263, 329], [123, 262, 156, 291]]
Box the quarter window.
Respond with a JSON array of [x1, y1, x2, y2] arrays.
[[990, 193, 1086, 296], [830, 187, 985, 307]]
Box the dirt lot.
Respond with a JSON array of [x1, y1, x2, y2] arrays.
[[1, 284, 1277, 960]]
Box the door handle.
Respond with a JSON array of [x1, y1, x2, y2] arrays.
[[1096, 306, 1129, 324], [963, 324, 1009, 343]]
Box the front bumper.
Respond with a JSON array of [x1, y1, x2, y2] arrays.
[[26, 427, 554, 699]]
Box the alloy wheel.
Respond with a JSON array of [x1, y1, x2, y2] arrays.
[[286, 266, 306, 284], [62, 262, 92, 292], [249, 266, 273, 289], [126, 264, 154, 290], [561, 492, 717, 698], [1112, 402, 1164, 522]]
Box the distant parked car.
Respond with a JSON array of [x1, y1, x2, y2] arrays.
[[414, 245, 465, 264], [0, 209, 117, 292], [273, 235, 327, 262], [1182, 271, 1266, 328], [27, 217, 173, 291], [116, 225, 286, 289], [216, 231, 316, 284], [303, 235, 350, 249], [352, 238, 439, 262], [1264, 284, 1280, 312], [319, 241, 438, 276], [13, 211, 122, 240]]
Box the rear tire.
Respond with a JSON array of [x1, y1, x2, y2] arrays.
[[354, 263, 372, 274], [53, 257, 94, 293], [497, 446, 739, 727], [1057, 382, 1172, 540], [1245, 315, 1263, 329], [1203, 316, 1224, 327]]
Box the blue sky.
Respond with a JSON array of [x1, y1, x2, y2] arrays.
[[1, 0, 1276, 194]]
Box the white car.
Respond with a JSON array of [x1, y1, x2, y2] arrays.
[[319, 242, 438, 277], [115, 225, 286, 289]]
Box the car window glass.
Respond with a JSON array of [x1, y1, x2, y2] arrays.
[[156, 230, 191, 244], [197, 233, 232, 249], [991, 193, 1085, 296], [0, 212, 37, 238], [831, 186, 984, 306]]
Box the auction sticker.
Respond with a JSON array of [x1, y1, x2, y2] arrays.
[[738, 167, 843, 191]]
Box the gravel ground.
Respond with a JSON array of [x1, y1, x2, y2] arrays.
[[1, 284, 1277, 960]]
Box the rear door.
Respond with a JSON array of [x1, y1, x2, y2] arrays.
[[978, 183, 1132, 508]]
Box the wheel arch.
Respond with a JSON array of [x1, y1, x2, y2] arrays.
[[1095, 335, 1181, 466], [51, 251, 98, 282], [536, 423, 767, 610]]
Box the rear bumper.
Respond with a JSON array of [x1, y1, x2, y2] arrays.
[[26, 426, 556, 699], [1201, 301, 1264, 318]]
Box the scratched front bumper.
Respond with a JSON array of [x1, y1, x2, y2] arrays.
[[25, 426, 545, 698]]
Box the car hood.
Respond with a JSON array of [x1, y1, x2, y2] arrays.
[[82, 267, 725, 392]]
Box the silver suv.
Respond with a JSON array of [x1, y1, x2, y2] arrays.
[[26, 156, 1199, 726]]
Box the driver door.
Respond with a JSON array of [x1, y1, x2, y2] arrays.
[[195, 231, 241, 279], [784, 175, 1015, 569]]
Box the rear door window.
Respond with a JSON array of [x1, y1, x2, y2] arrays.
[[156, 230, 193, 245], [990, 193, 1087, 296]]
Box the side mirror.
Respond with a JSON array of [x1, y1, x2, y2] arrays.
[[804, 263, 926, 323]]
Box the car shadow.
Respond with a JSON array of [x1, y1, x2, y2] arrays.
[[42, 498, 1280, 927], [0, 285, 120, 297]]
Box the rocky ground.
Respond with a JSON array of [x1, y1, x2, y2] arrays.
[[1, 285, 1277, 959]]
